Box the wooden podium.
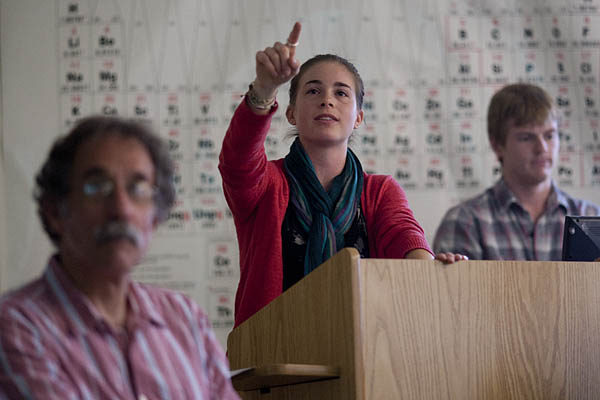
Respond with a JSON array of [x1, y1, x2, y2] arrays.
[[227, 248, 600, 399]]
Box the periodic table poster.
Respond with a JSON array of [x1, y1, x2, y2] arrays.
[[2, 0, 600, 346]]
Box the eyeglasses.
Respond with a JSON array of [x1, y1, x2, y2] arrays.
[[81, 176, 157, 205]]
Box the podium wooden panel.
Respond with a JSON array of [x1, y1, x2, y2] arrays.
[[227, 248, 600, 399]]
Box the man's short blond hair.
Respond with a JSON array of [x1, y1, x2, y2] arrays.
[[487, 83, 558, 146]]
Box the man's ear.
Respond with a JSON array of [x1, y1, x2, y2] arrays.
[[285, 105, 296, 125], [490, 139, 504, 162], [41, 199, 66, 237]]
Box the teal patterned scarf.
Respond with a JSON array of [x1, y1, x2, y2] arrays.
[[284, 138, 364, 275]]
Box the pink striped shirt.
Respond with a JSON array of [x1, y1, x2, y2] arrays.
[[0, 256, 240, 400]]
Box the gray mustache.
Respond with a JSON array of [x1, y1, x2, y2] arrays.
[[94, 221, 142, 247]]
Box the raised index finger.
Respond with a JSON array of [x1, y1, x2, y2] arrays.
[[286, 22, 302, 69], [287, 22, 302, 47]]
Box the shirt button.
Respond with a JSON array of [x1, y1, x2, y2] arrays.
[[139, 395, 148, 400]]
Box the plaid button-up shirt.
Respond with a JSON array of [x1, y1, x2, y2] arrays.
[[0, 256, 240, 400], [433, 179, 600, 260]]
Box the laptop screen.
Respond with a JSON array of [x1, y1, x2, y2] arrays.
[[562, 216, 600, 261]]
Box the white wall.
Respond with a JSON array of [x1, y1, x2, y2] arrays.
[[0, 0, 56, 291]]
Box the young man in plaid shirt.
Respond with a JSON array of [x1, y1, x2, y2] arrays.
[[434, 83, 600, 260]]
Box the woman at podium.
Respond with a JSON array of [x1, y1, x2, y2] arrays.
[[219, 22, 465, 327]]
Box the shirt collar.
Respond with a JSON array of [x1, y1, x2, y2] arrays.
[[491, 178, 568, 212], [491, 178, 519, 210], [126, 280, 166, 329], [44, 255, 165, 337], [549, 181, 570, 211]]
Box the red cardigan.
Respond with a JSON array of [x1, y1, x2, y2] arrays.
[[219, 100, 432, 327]]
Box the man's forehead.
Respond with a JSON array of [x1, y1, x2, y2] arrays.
[[508, 116, 557, 132], [72, 134, 154, 179]]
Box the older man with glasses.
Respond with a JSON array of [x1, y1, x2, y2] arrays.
[[0, 116, 239, 399]]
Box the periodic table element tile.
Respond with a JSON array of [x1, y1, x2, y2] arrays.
[[207, 240, 239, 279], [191, 92, 221, 126], [554, 152, 583, 188], [157, 6, 191, 93], [451, 153, 484, 190], [223, 90, 245, 125], [447, 52, 480, 86], [448, 119, 484, 154], [583, 152, 600, 187], [92, 23, 123, 58], [570, 0, 600, 14], [549, 85, 576, 120], [410, 14, 447, 87], [92, 92, 124, 116], [58, 0, 90, 24], [418, 87, 446, 122], [445, 15, 479, 51], [90, 0, 122, 23], [159, 91, 190, 128], [480, 1, 515, 17], [385, 13, 413, 88], [362, 89, 385, 126], [169, 160, 191, 200], [581, 119, 600, 152], [264, 132, 283, 161], [546, 50, 575, 84], [570, 15, 600, 48], [481, 16, 513, 51], [354, 123, 382, 157], [59, 58, 92, 93], [222, 5, 253, 91], [161, 197, 193, 234], [192, 195, 231, 233], [190, 13, 225, 92], [575, 51, 600, 85], [134, 241, 202, 300], [126, 92, 158, 126], [544, 0, 571, 14], [208, 287, 235, 330], [481, 85, 503, 116], [515, 2, 549, 15], [448, 86, 482, 120], [387, 88, 416, 123], [162, 126, 192, 163], [579, 85, 600, 119], [193, 126, 220, 161], [358, 154, 386, 176], [420, 122, 447, 155], [59, 24, 91, 58], [354, 11, 386, 88], [92, 57, 123, 92], [514, 16, 544, 50], [191, 159, 222, 196], [543, 15, 571, 49], [389, 155, 419, 191], [387, 121, 418, 155], [514, 50, 546, 84], [422, 155, 450, 190], [446, 0, 481, 16], [60, 93, 91, 129], [481, 51, 512, 85], [127, 7, 158, 93], [558, 119, 581, 153]]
